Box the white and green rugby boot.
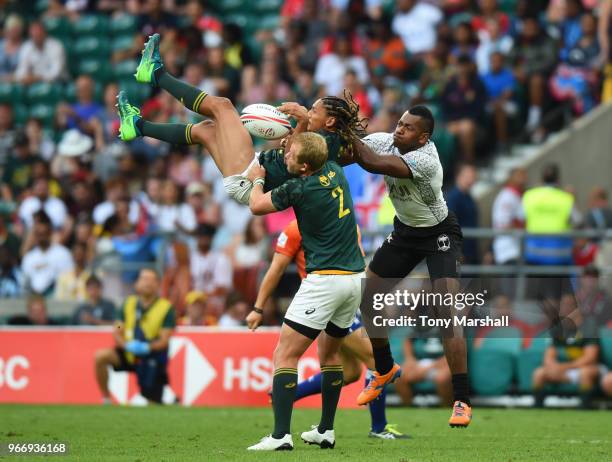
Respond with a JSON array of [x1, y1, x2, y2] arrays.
[[247, 434, 293, 451]]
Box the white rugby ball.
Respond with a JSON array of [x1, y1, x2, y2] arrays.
[[240, 104, 292, 140]]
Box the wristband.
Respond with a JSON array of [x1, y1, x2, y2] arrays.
[[252, 307, 264, 315], [253, 178, 265, 188]]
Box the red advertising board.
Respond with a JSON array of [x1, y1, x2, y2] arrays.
[[0, 328, 363, 408]]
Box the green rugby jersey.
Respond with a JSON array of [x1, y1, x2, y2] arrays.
[[258, 129, 347, 192], [270, 161, 365, 274]]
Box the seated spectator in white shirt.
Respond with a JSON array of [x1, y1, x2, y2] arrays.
[[22, 215, 74, 295], [153, 179, 197, 234], [14, 21, 66, 85], [54, 242, 91, 302], [218, 292, 249, 328], [190, 224, 232, 312], [314, 33, 369, 97], [392, 0, 442, 55], [19, 177, 68, 230], [227, 216, 269, 269], [93, 177, 139, 226]]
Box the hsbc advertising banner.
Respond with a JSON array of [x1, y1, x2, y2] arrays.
[[0, 328, 363, 408]]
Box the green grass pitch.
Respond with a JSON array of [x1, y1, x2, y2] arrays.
[[0, 405, 610, 461]]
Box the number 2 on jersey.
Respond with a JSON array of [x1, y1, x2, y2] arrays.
[[331, 186, 351, 219]]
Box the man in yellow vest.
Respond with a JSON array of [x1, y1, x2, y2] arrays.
[[94, 268, 176, 404], [522, 164, 580, 309]]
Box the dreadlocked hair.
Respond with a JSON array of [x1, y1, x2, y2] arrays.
[[320, 90, 368, 143]]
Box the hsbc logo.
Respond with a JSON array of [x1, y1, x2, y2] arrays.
[[109, 337, 217, 406], [0, 355, 29, 390]]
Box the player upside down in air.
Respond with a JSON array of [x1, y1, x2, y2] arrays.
[[116, 33, 365, 205], [244, 132, 365, 451], [247, 219, 409, 440], [347, 106, 472, 428]]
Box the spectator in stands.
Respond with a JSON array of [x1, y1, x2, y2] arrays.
[[492, 167, 527, 266], [394, 337, 452, 406], [441, 55, 487, 162], [0, 14, 24, 81], [0, 214, 20, 263], [18, 177, 68, 231], [0, 246, 23, 298], [509, 16, 557, 140], [1, 131, 40, 202], [392, 0, 443, 55], [585, 186, 612, 231], [201, 46, 240, 100], [25, 118, 55, 161], [71, 275, 116, 325], [14, 21, 66, 85], [93, 178, 138, 226], [576, 265, 612, 330], [153, 179, 196, 234], [138, 0, 178, 38], [0, 104, 15, 167], [532, 295, 600, 408], [446, 164, 479, 263], [178, 291, 217, 326], [481, 51, 518, 152], [95, 82, 120, 144], [161, 241, 192, 316], [363, 17, 411, 81], [227, 216, 269, 269], [218, 292, 249, 328], [186, 182, 220, 228], [314, 32, 369, 97], [167, 146, 201, 188], [54, 242, 91, 302], [190, 224, 233, 311], [475, 16, 514, 74], [21, 214, 73, 295], [94, 268, 175, 404], [550, 12, 600, 115], [472, 0, 510, 37], [7, 294, 55, 325], [56, 75, 104, 136], [450, 22, 479, 63]]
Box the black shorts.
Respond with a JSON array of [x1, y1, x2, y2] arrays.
[[369, 212, 463, 281], [113, 347, 168, 403]]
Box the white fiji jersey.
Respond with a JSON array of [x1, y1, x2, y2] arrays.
[[362, 133, 448, 227]]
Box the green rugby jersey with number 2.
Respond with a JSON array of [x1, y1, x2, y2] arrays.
[[270, 161, 365, 274], [259, 129, 347, 192]]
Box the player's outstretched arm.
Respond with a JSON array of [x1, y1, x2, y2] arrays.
[[351, 138, 413, 179], [247, 163, 278, 215], [247, 253, 293, 331], [278, 102, 309, 151]]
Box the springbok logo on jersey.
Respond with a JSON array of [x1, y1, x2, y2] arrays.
[[437, 234, 450, 252], [319, 175, 330, 187]]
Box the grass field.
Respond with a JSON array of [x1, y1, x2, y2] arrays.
[[0, 405, 610, 461]]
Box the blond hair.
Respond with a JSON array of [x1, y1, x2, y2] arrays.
[[294, 132, 328, 172]]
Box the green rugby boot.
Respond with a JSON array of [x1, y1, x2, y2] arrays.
[[116, 91, 142, 141], [134, 33, 163, 85]]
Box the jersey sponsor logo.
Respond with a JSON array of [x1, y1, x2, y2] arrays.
[[389, 184, 411, 200], [437, 234, 451, 252], [305, 308, 316, 315], [277, 232, 288, 248], [319, 175, 331, 187]]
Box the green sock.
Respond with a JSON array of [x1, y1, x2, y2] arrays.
[[272, 368, 298, 439], [138, 120, 194, 145], [156, 69, 207, 113], [319, 366, 343, 432]]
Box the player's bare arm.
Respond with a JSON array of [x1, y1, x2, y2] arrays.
[[247, 253, 293, 331], [351, 137, 413, 179], [246, 163, 277, 215]]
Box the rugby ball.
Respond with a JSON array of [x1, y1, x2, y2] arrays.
[[240, 104, 292, 140]]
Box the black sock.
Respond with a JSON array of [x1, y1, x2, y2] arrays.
[[451, 373, 471, 406], [372, 342, 394, 375], [156, 68, 207, 113], [319, 366, 343, 432], [138, 120, 194, 145], [271, 368, 297, 439]]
